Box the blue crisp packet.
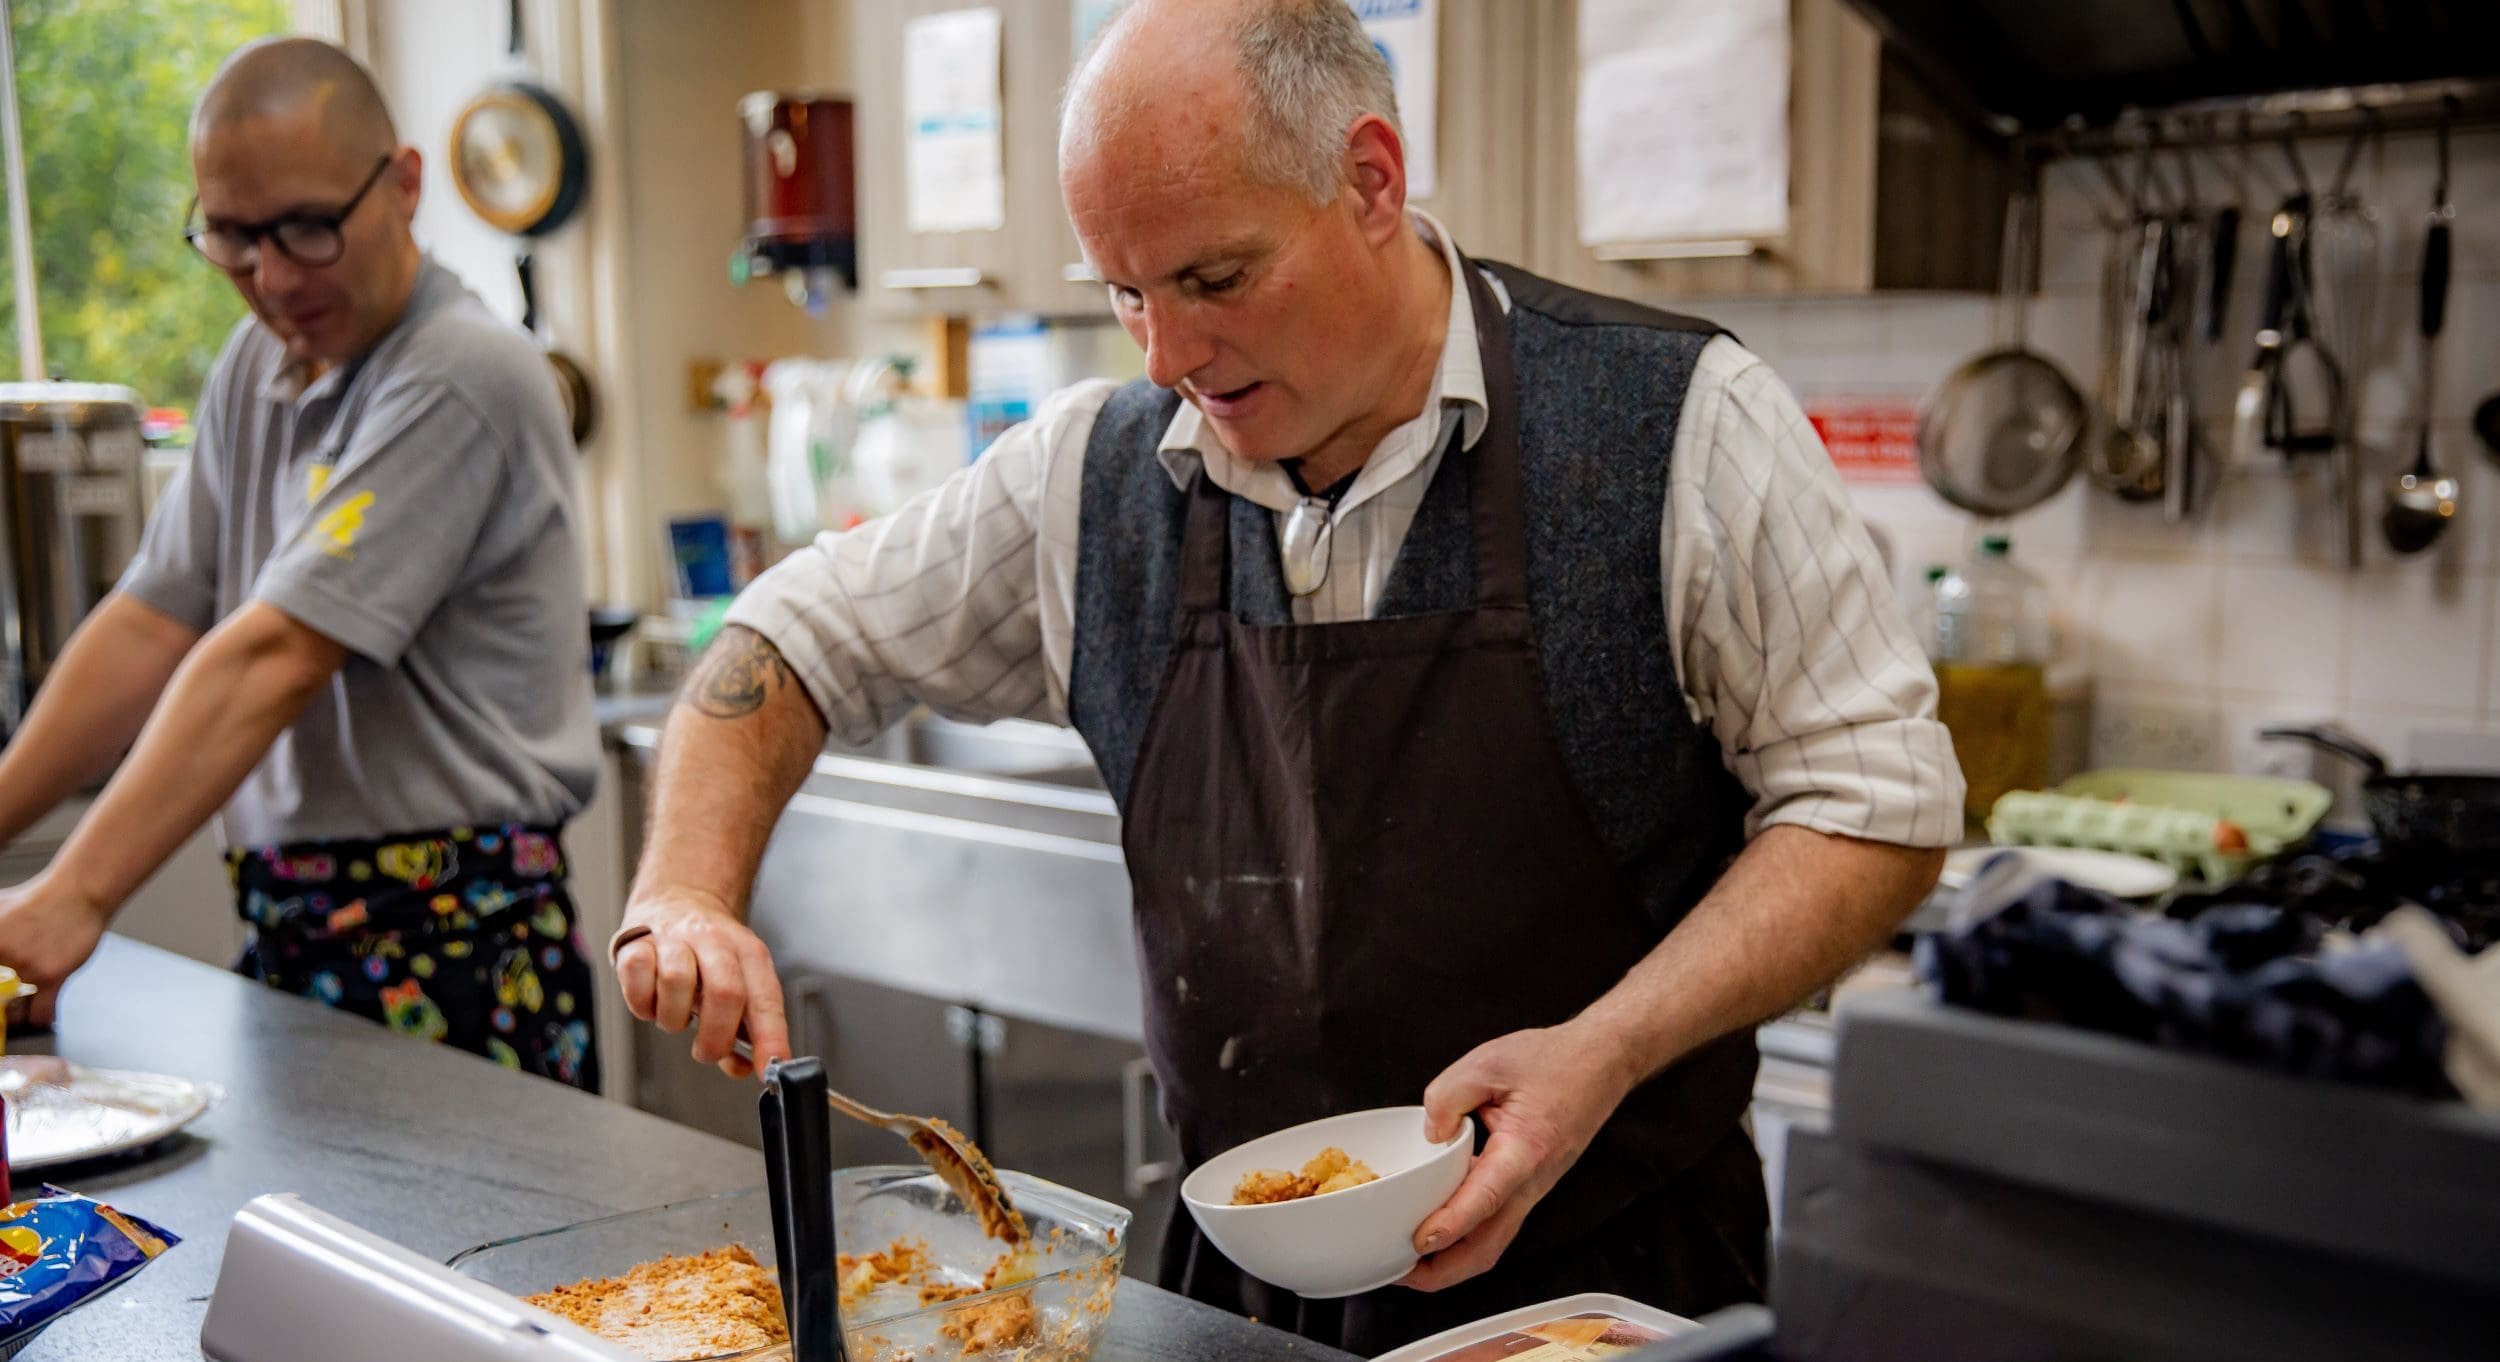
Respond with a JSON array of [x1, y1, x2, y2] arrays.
[[0, 1186, 180, 1352]]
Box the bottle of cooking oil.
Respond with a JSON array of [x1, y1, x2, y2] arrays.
[[1931, 535, 2051, 833]]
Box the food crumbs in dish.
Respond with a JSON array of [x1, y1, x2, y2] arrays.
[[938, 1289, 1039, 1354], [1231, 1145, 1379, 1205], [523, 1245, 787, 1361], [837, 1239, 933, 1307]]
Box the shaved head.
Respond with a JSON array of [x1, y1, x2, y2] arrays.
[[192, 36, 397, 161], [189, 36, 422, 370]]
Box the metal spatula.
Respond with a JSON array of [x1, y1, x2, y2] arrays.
[[738, 1038, 1027, 1245]]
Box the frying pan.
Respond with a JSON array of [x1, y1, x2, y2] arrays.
[[2261, 725, 2500, 865], [1916, 188, 2088, 516]]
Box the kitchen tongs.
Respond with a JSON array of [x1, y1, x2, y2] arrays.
[[761, 1057, 848, 1362]]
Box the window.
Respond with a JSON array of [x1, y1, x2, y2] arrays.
[[0, 0, 294, 418]]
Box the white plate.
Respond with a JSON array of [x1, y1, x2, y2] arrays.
[[1371, 1292, 1698, 1362], [1940, 845, 2180, 899], [1, 1056, 223, 1171]]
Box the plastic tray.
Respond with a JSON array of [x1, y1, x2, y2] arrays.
[[1986, 768, 2331, 884], [1370, 1292, 1698, 1362], [448, 1167, 1129, 1362]]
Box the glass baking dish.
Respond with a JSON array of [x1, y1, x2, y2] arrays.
[[447, 1167, 1130, 1362]]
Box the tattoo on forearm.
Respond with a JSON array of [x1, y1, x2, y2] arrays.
[[686, 627, 795, 719]]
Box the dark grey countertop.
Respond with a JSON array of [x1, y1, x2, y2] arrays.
[[20, 936, 1353, 1362]]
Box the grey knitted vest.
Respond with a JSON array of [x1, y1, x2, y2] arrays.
[[1069, 260, 1751, 934]]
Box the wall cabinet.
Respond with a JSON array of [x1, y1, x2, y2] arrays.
[[1524, 0, 2012, 299], [852, 0, 1075, 319], [851, 0, 1538, 319], [1411, 0, 1537, 266], [848, 0, 2007, 322]]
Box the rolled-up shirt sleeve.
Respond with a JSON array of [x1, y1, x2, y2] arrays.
[[1667, 338, 1964, 848], [723, 380, 1114, 748]]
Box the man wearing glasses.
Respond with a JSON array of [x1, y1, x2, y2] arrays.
[[0, 37, 602, 1089]]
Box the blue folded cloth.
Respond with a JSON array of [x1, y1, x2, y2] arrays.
[[1916, 873, 2456, 1098]]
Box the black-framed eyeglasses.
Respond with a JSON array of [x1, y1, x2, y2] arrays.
[[182, 154, 394, 271]]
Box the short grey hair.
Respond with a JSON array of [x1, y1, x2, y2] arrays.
[[1234, 2, 1402, 201], [1066, 1, 1403, 204]]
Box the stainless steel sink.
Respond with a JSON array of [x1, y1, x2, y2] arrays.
[[891, 715, 1108, 790], [612, 712, 1132, 1033]]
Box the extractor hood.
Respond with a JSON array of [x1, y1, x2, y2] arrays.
[[1840, 0, 2500, 131]]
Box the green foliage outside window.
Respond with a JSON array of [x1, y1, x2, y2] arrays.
[[0, 0, 291, 412]]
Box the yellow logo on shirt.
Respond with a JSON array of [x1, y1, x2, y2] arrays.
[[305, 463, 333, 503], [312, 490, 375, 559]]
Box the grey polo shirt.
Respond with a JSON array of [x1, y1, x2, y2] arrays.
[[118, 258, 598, 850]]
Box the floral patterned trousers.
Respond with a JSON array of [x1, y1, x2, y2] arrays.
[[229, 824, 601, 1092]]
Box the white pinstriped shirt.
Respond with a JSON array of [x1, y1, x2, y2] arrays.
[[727, 214, 1964, 848]]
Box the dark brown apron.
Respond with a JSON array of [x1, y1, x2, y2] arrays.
[[1127, 264, 1767, 1355]]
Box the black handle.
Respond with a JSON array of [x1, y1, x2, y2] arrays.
[[2205, 205, 2239, 343], [762, 1057, 846, 1362], [2421, 218, 2451, 342], [515, 253, 540, 336], [2258, 724, 2391, 777], [508, 0, 524, 57]]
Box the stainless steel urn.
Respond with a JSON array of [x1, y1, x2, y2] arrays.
[[0, 382, 148, 733]]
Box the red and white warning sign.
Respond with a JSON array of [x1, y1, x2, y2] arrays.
[[1804, 397, 1922, 484]]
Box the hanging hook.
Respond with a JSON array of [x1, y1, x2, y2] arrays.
[[2278, 109, 2314, 198], [2062, 118, 2133, 230], [2240, 108, 2286, 200], [2163, 117, 2200, 213], [2129, 119, 2161, 217], [2188, 112, 2236, 206], [2327, 107, 2375, 202], [2435, 94, 2456, 208]]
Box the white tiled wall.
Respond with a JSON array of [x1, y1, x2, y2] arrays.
[[1696, 128, 2500, 792]]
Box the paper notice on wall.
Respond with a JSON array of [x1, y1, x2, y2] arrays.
[[905, 7, 1006, 234], [1576, 0, 1788, 247], [1349, 0, 1438, 200]]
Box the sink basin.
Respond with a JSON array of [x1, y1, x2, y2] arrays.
[[809, 715, 1105, 790], [613, 711, 1134, 1043], [895, 716, 1106, 790]]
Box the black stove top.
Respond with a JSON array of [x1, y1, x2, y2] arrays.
[[2168, 844, 2500, 952]]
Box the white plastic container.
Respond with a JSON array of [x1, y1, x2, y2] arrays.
[[850, 393, 968, 519], [1932, 533, 2051, 666]]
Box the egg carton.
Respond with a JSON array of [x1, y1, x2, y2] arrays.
[[1986, 769, 2331, 885]]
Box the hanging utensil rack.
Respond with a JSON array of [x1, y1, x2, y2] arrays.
[[1841, 0, 2500, 133], [2022, 77, 2500, 160]]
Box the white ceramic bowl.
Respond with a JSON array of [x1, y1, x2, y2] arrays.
[[1179, 1106, 1474, 1299]]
